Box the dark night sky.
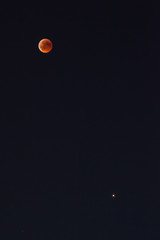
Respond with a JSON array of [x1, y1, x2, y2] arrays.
[[0, 1, 160, 239]]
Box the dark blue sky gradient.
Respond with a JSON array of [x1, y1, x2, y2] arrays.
[[0, 1, 159, 239]]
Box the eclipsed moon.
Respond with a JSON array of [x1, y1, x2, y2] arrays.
[[38, 39, 53, 53]]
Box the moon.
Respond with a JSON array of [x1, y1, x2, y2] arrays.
[[38, 39, 53, 53]]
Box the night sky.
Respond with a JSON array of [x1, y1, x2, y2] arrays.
[[1, 1, 160, 239]]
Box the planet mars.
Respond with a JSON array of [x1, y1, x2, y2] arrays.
[[112, 193, 116, 198], [38, 39, 53, 53]]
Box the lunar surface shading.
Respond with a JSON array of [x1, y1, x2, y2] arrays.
[[38, 39, 53, 53]]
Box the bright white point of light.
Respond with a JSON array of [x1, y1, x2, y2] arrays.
[[112, 194, 116, 198]]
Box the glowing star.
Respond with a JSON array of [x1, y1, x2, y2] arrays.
[[112, 193, 116, 198]]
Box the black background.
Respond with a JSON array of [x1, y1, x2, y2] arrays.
[[0, 1, 159, 239]]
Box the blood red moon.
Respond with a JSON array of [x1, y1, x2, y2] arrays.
[[38, 39, 53, 53]]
